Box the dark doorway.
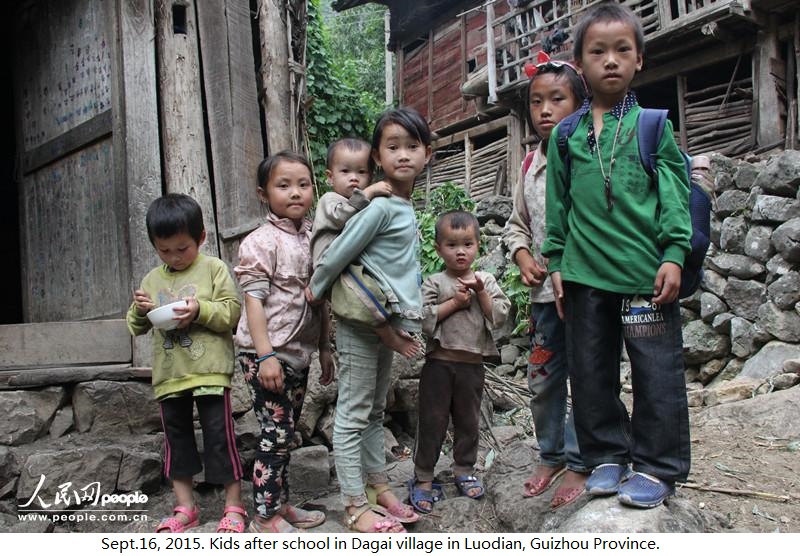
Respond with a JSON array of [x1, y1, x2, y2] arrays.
[[1, 24, 22, 324]]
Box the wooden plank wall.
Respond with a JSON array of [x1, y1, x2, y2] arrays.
[[113, 0, 163, 366], [14, 0, 128, 322], [196, 0, 265, 266], [399, 4, 504, 133], [155, 0, 219, 257]]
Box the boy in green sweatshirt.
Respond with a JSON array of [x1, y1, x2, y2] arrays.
[[541, 2, 692, 509], [127, 194, 245, 532]]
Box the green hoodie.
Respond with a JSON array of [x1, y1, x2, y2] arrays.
[[541, 103, 691, 295], [127, 253, 241, 399]]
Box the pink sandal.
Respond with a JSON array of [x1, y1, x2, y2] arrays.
[[216, 505, 247, 533], [156, 505, 200, 533], [280, 505, 326, 529], [367, 484, 420, 523]]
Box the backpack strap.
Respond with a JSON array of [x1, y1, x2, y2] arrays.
[[555, 109, 586, 161], [554, 104, 590, 180], [521, 150, 535, 176], [637, 108, 669, 177]]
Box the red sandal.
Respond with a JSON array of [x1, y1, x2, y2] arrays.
[[156, 505, 200, 533], [216, 505, 247, 533]]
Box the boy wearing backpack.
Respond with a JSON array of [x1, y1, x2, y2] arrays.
[[541, 2, 692, 509]]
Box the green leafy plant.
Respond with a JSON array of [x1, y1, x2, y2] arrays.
[[499, 264, 531, 336], [414, 182, 476, 278], [306, 0, 374, 186]]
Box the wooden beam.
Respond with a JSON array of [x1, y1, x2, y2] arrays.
[[257, 0, 293, 152], [460, 13, 467, 112], [464, 135, 472, 195], [0, 320, 132, 370], [0, 364, 148, 390], [677, 75, 688, 151], [755, 16, 783, 146], [196, 0, 265, 267], [385, 9, 393, 106], [428, 28, 434, 119], [155, 0, 219, 256], [486, 2, 497, 104], [634, 39, 754, 88], [396, 46, 405, 105], [795, 11, 800, 149], [432, 117, 509, 150], [113, 0, 163, 366], [23, 110, 112, 174]]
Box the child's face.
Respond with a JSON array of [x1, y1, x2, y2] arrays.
[[326, 147, 371, 198], [258, 160, 314, 225], [577, 20, 642, 101], [372, 123, 431, 185], [153, 231, 204, 271], [529, 73, 581, 141], [435, 225, 479, 274]]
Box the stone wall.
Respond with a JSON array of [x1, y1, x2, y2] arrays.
[[680, 150, 800, 406]]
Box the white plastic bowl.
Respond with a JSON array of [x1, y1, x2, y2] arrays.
[[147, 300, 188, 330]]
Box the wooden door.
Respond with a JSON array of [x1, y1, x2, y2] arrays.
[[13, 0, 128, 322]]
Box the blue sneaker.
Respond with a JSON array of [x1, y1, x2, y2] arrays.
[[617, 472, 674, 508], [586, 464, 628, 495]]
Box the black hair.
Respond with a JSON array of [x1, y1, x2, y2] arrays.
[[326, 137, 374, 173], [572, 2, 645, 61], [256, 150, 313, 191], [435, 210, 480, 243], [371, 106, 432, 151], [525, 63, 589, 134], [145, 193, 204, 245]]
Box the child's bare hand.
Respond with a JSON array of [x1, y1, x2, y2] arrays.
[[318, 347, 335, 386], [452, 287, 472, 309], [515, 250, 547, 287], [305, 287, 322, 306], [364, 181, 393, 200], [173, 297, 199, 329], [458, 274, 485, 293], [257, 357, 284, 393], [551, 272, 565, 320], [133, 289, 155, 316], [652, 262, 682, 304]]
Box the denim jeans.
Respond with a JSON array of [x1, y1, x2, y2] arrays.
[[528, 302, 586, 472], [333, 320, 393, 507], [563, 283, 690, 484]]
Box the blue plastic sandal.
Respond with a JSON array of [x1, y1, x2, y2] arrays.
[[407, 478, 442, 514], [454, 475, 484, 499]]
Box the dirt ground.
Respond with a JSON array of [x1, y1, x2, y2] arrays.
[[679, 406, 800, 532]]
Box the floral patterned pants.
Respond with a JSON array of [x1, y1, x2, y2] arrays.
[[239, 353, 308, 518]]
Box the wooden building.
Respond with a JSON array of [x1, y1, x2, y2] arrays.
[[1, 0, 306, 382], [334, 0, 800, 200]]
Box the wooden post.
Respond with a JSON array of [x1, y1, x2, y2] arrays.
[[464, 136, 472, 195], [677, 75, 688, 151], [114, 0, 164, 365], [795, 12, 800, 148], [460, 13, 467, 112], [155, 0, 219, 256], [385, 9, 393, 106], [507, 108, 522, 194], [196, 0, 265, 266], [257, 0, 293, 152], [397, 47, 405, 105], [754, 16, 783, 147], [428, 29, 434, 119], [486, 2, 498, 104]]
